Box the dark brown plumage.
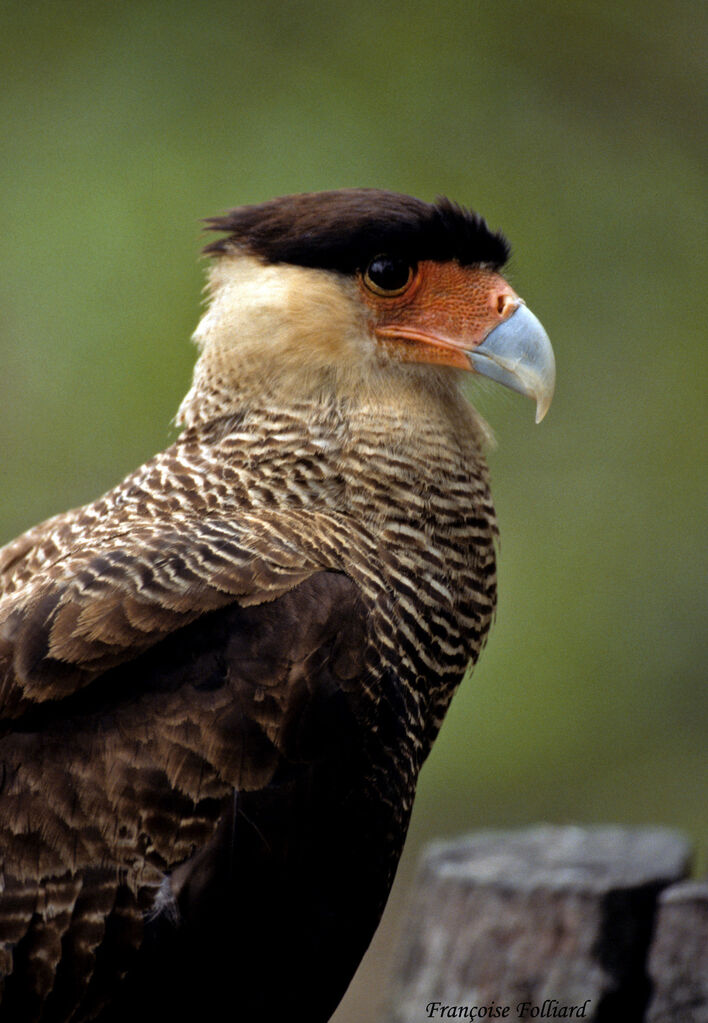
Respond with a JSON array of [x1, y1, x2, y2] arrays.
[[0, 189, 554, 1021]]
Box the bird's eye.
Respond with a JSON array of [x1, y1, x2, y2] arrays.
[[363, 255, 416, 297]]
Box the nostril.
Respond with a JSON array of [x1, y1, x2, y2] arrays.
[[496, 292, 517, 319]]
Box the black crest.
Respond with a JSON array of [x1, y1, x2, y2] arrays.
[[203, 189, 510, 272]]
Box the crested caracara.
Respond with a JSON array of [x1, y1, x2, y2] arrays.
[[0, 189, 554, 1021]]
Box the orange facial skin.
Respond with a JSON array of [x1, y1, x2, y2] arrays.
[[358, 260, 520, 370]]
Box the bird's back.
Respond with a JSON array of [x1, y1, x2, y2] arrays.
[[0, 393, 497, 1021]]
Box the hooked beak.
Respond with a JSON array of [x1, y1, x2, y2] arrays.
[[468, 303, 556, 423]]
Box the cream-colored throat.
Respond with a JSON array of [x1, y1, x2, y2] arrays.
[[178, 253, 380, 428]]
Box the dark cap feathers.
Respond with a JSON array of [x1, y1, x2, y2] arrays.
[[203, 189, 510, 273]]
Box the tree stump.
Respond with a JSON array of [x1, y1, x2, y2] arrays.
[[386, 825, 691, 1023], [646, 880, 708, 1023]]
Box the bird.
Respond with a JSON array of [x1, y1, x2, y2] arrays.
[[0, 189, 554, 1022]]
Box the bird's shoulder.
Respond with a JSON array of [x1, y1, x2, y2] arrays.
[[0, 435, 372, 719]]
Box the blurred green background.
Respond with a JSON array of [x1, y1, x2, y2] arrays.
[[1, 1, 705, 1018]]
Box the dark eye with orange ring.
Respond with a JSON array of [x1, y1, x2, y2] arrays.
[[363, 255, 416, 297]]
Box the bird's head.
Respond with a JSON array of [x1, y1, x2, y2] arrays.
[[177, 189, 555, 429]]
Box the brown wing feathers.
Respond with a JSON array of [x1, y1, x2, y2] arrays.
[[0, 514, 334, 715], [0, 562, 372, 1018]]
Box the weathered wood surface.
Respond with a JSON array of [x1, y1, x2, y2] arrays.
[[386, 825, 692, 1023], [646, 880, 708, 1023]]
